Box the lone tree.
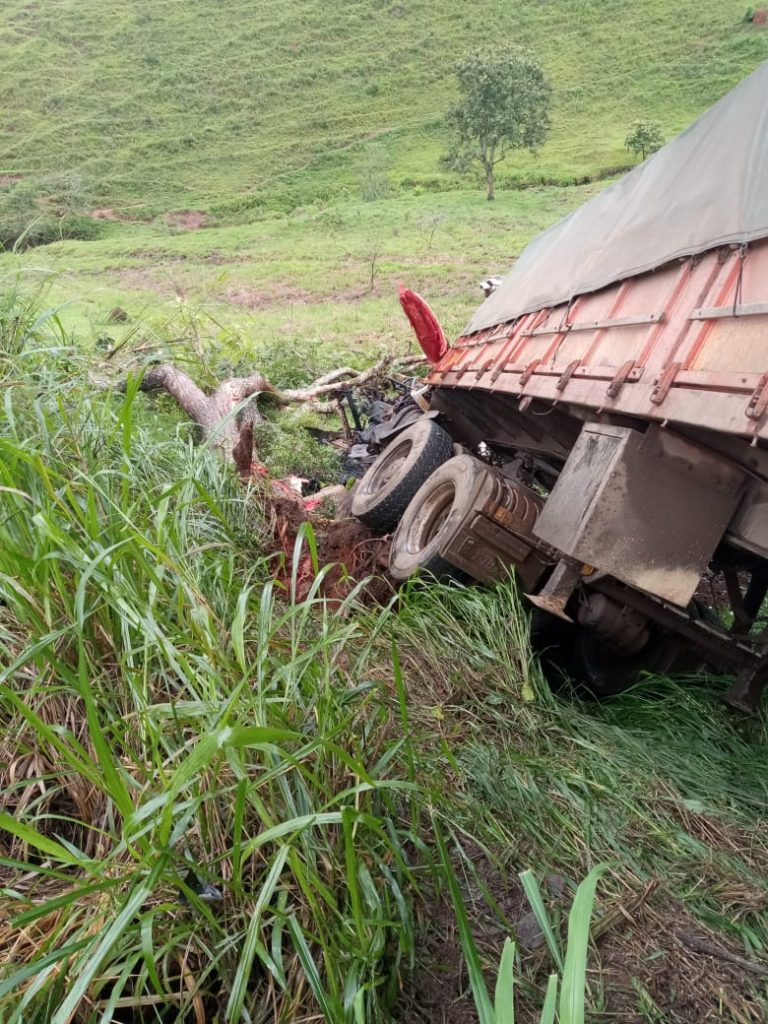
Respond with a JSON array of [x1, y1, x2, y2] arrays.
[[441, 47, 552, 201], [625, 121, 665, 163]]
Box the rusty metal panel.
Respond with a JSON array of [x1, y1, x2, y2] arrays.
[[428, 237, 768, 439], [532, 424, 746, 606]]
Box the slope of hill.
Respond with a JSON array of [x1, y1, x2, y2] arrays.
[[1, 0, 766, 213]]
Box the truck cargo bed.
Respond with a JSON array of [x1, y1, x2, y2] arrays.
[[430, 238, 768, 442]]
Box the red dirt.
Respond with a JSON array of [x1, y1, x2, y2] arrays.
[[270, 489, 393, 605], [163, 210, 210, 230], [90, 207, 147, 223]]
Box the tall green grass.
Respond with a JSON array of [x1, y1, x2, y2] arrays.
[[3, 274, 768, 1021], [379, 577, 768, 1017], [0, 273, 421, 1021]]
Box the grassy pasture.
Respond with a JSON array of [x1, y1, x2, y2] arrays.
[[24, 186, 596, 362], [1, 0, 767, 214]]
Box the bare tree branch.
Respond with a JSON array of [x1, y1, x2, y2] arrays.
[[140, 365, 210, 423], [131, 354, 426, 463]]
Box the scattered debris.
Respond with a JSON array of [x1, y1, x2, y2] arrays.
[[118, 348, 429, 602], [132, 356, 419, 458], [181, 870, 224, 906], [480, 276, 503, 297], [107, 306, 128, 323]]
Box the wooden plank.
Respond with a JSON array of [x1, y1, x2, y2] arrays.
[[690, 302, 768, 320], [521, 312, 665, 336]]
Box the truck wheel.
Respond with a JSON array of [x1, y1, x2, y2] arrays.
[[389, 454, 479, 580], [352, 418, 454, 532], [531, 610, 679, 698]]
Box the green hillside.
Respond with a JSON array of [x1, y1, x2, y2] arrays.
[[1, 0, 766, 214]]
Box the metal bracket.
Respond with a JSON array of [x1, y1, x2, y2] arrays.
[[555, 360, 581, 392], [519, 358, 542, 387], [607, 360, 637, 399], [474, 357, 496, 380], [746, 372, 768, 420], [690, 302, 768, 320], [650, 361, 682, 405], [522, 312, 664, 337]]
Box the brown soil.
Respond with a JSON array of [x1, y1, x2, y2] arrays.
[[398, 866, 768, 1024], [90, 207, 152, 223], [91, 207, 125, 221], [162, 210, 210, 230], [0, 174, 23, 187], [267, 482, 394, 605], [398, 848, 528, 1024], [596, 899, 767, 1022]]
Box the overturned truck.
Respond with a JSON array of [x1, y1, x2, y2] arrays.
[[353, 62, 768, 710]]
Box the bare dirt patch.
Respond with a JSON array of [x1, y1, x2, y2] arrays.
[[0, 174, 23, 187], [400, 861, 768, 1023], [90, 207, 148, 223], [162, 210, 211, 230], [91, 208, 121, 221], [597, 898, 768, 1022], [398, 849, 529, 1024]]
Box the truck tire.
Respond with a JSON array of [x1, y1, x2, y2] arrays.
[[352, 418, 454, 532], [531, 608, 684, 699], [389, 454, 481, 580]]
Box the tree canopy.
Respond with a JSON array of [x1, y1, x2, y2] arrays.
[[625, 121, 666, 162], [442, 47, 552, 200]]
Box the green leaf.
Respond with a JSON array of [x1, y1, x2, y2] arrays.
[[519, 869, 563, 972], [0, 813, 84, 867], [226, 845, 289, 1023], [558, 863, 609, 1024], [52, 873, 157, 1024], [538, 975, 558, 1024], [494, 937, 515, 1024], [288, 914, 343, 1021]]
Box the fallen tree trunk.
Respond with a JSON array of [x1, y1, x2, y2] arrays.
[[130, 355, 415, 605], [136, 355, 423, 460]]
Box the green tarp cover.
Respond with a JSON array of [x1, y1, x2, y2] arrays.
[[467, 61, 768, 334]]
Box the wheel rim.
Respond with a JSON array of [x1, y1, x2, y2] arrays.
[[364, 439, 412, 495], [404, 480, 455, 554]]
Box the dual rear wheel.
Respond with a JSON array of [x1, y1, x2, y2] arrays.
[[352, 418, 684, 698]]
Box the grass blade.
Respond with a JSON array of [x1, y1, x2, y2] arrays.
[[538, 975, 558, 1024], [494, 936, 515, 1024], [226, 845, 289, 1023], [558, 864, 609, 1024], [434, 819, 495, 1024], [519, 869, 563, 972]]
